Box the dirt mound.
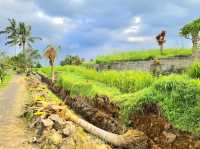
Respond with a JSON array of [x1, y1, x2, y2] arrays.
[[131, 104, 200, 149]]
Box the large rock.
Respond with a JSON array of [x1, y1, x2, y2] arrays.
[[41, 118, 54, 129], [62, 121, 76, 137], [49, 114, 65, 130], [162, 131, 176, 144]]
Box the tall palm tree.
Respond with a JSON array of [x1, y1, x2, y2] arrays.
[[44, 45, 59, 82], [0, 18, 18, 47], [17, 22, 41, 53], [0, 18, 41, 54]]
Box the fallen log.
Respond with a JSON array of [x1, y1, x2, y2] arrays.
[[64, 109, 148, 149]]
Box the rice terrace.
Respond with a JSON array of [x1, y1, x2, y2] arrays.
[[0, 1, 200, 149]]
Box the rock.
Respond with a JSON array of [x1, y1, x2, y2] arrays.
[[49, 114, 65, 124], [194, 140, 200, 149], [162, 131, 176, 144], [62, 122, 75, 137], [49, 114, 65, 130], [41, 118, 54, 129], [48, 131, 63, 146]]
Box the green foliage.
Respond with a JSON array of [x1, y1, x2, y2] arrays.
[[60, 55, 84, 66], [95, 48, 192, 64], [0, 18, 41, 51], [57, 73, 121, 98], [0, 75, 11, 89], [38, 66, 200, 134], [180, 17, 200, 38], [119, 75, 200, 134], [187, 62, 200, 79], [39, 65, 154, 93]]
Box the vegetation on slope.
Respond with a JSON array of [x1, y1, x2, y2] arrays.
[[38, 65, 200, 134], [95, 48, 192, 64], [38, 65, 154, 93]]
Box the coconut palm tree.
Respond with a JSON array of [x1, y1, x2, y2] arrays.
[[44, 45, 60, 82], [17, 22, 41, 53], [0, 18, 18, 47], [0, 18, 41, 54]]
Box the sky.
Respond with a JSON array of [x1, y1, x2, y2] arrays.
[[0, 0, 199, 64]]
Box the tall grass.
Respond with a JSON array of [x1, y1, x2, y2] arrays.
[[52, 65, 154, 93], [118, 74, 200, 134], [95, 48, 192, 64], [187, 61, 200, 79]]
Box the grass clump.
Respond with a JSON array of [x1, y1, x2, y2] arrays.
[[56, 72, 121, 98], [0, 74, 12, 90], [48, 65, 154, 93], [95, 48, 192, 64], [187, 61, 200, 79], [118, 74, 200, 134]]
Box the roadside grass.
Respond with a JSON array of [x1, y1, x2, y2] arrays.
[[0, 75, 12, 90], [95, 48, 192, 64]]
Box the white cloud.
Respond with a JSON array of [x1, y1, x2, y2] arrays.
[[127, 36, 153, 43], [133, 16, 141, 24], [36, 11, 74, 27]]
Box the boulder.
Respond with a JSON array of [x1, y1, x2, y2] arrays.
[[62, 121, 75, 137], [49, 114, 65, 130], [162, 131, 176, 144], [41, 118, 54, 129]]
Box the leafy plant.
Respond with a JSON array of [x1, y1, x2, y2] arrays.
[[180, 17, 200, 50], [187, 62, 200, 79]]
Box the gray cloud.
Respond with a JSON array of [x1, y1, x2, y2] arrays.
[[0, 0, 199, 61]]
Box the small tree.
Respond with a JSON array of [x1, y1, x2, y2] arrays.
[[60, 55, 84, 66], [156, 30, 166, 55], [180, 17, 200, 50], [44, 45, 59, 82]]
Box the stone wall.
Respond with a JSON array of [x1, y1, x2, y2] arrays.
[[94, 56, 194, 73]]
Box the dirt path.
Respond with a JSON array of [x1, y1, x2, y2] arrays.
[[0, 75, 36, 149]]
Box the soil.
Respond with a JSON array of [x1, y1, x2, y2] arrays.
[[0, 75, 37, 149], [131, 104, 200, 149]]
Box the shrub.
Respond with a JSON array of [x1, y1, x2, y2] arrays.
[[187, 62, 200, 79]]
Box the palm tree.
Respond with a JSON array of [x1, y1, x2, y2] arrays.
[[17, 22, 41, 53], [44, 45, 59, 82], [0, 18, 41, 54], [0, 18, 18, 47]]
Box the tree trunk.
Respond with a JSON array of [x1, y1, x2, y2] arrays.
[[192, 33, 200, 50], [160, 44, 164, 55], [51, 64, 55, 82], [66, 111, 148, 148]]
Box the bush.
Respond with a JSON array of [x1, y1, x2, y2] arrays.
[[187, 62, 200, 79]]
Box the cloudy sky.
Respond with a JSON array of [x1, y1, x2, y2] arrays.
[[0, 0, 199, 63]]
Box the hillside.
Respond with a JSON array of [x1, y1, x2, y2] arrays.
[[95, 48, 192, 64]]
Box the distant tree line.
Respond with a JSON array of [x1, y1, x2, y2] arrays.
[[60, 55, 84, 66]]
